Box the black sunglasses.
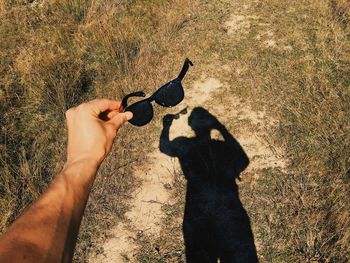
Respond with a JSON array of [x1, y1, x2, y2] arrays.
[[121, 58, 193, 126]]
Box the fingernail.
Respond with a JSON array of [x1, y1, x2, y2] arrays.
[[125, 111, 133, 120]]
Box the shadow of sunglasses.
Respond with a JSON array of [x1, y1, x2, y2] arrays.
[[121, 58, 193, 126]]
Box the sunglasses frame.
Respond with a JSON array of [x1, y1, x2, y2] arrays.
[[121, 58, 193, 126]]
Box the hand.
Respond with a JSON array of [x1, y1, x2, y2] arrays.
[[65, 99, 133, 166]]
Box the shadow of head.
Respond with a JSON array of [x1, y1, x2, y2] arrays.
[[187, 107, 249, 179], [160, 106, 250, 181], [188, 107, 220, 139]]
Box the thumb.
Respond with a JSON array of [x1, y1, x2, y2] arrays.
[[109, 111, 133, 130]]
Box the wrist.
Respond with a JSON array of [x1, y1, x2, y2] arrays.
[[62, 156, 100, 187], [66, 154, 103, 168]]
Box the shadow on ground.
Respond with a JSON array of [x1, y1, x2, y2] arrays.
[[160, 107, 258, 263]]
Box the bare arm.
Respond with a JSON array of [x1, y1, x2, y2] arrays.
[[0, 99, 132, 263]]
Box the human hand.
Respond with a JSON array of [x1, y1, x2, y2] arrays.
[[65, 99, 133, 166]]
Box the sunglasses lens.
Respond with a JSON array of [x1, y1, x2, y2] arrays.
[[154, 80, 184, 107], [125, 100, 153, 126]]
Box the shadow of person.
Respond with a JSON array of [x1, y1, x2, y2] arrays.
[[159, 107, 258, 263]]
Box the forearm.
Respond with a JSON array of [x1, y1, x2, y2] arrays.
[[0, 99, 131, 262], [0, 158, 99, 263]]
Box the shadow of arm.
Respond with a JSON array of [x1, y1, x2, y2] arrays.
[[159, 115, 177, 157], [218, 123, 250, 172]]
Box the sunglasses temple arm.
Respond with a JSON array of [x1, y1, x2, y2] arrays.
[[177, 58, 193, 81], [120, 91, 146, 111]]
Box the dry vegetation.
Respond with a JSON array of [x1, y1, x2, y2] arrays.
[[0, 0, 195, 261], [215, 0, 350, 261], [0, 0, 349, 262], [133, 0, 350, 262]]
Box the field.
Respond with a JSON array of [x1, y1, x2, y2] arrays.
[[0, 0, 349, 262]]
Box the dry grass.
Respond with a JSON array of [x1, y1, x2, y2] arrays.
[[1, 0, 349, 262], [0, 0, 196, 261], [135, 0, 350, 262], [330, 0, 350, 31], [213, 0, 350, 261]]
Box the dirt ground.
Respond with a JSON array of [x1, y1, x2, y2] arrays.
[[89, 6, 287, 259]]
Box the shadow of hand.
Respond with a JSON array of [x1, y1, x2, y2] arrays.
[[163, 114, 176, 126]]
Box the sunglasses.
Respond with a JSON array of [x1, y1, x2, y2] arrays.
[[121, 58, 193, 126]]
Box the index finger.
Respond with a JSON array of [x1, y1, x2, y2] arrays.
[[87, 99, 121, 114]]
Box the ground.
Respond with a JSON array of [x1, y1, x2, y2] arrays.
[[86, 0, 350, 261], [89, 5, 287, 261], [1, 0, 348, 262]]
